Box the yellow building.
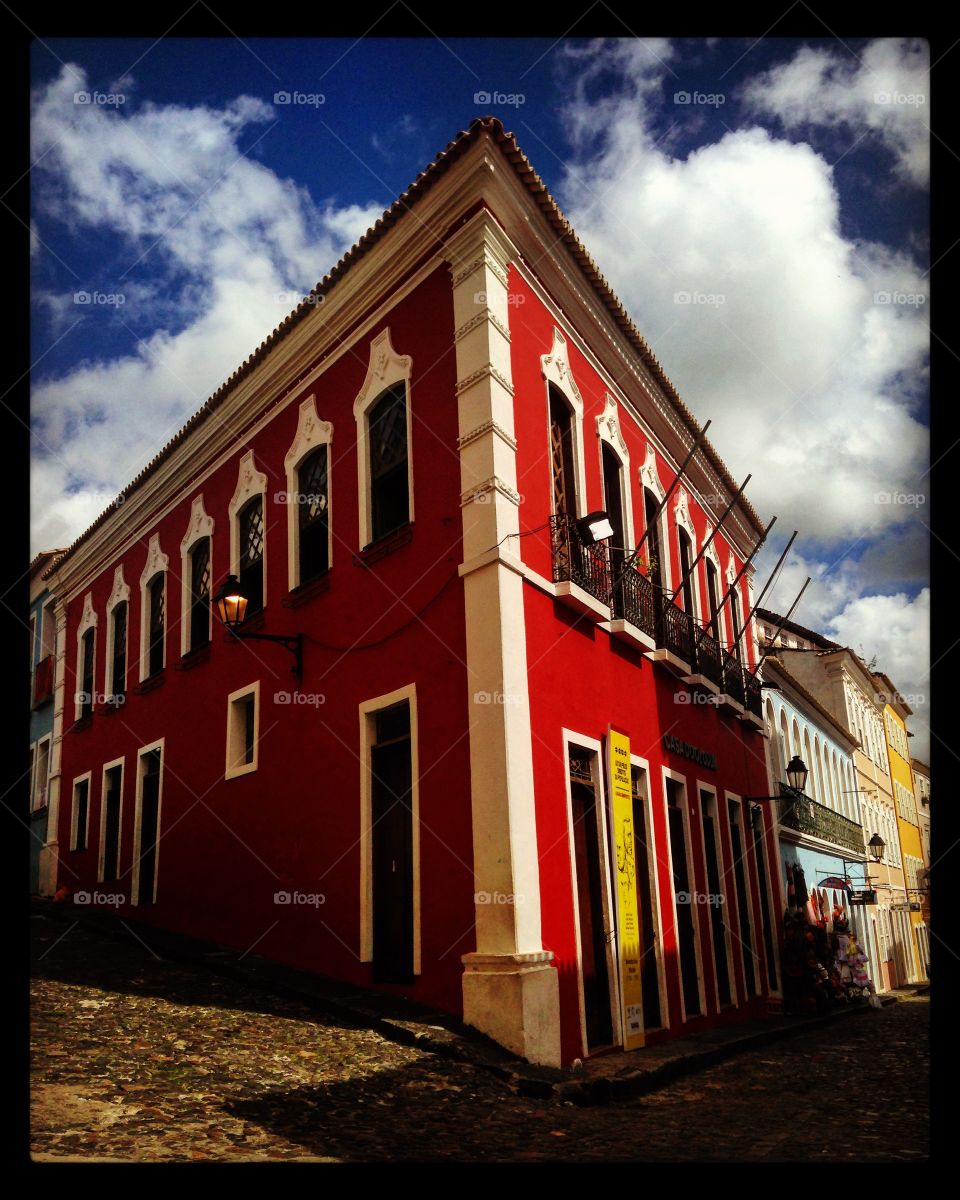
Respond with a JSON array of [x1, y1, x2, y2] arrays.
[[877, 676, 926, 982]]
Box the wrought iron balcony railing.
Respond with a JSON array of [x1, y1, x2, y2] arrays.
[[720, 649, 746, 706], [656, 602, 694, 665], [693, 627, 724, 687], [744, 671, 762, 716], [613, 565, 657, 640], [550, 514, 612, 606], [777, 784, 864, 856]]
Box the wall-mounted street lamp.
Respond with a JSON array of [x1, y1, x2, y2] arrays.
[[575, 510, 615, 545], [746, 755, 808, 823], [867, 832, 886, 863], [214, 574, 303, 680]]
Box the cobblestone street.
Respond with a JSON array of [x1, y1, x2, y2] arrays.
[[31, 914, 930, 1162]]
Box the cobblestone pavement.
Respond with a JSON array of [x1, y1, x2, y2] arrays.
[[31, 915, 929, 1162]]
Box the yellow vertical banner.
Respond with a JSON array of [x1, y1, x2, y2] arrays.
[[608, 729, 645, 1049]]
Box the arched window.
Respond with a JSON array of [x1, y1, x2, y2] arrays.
[[730, 587, 743, 661], [79, 627, 95, 719], [298, 446, 330, 582], [189, 537, 211, 652], [678, 527, 696, 618], [549, 385, 578, 520], [368, 384, 409, 541], [146, 573, 165, 678], [239, 496, 264, 615], [110, 602, 127, 701], [705, 558, 722, 639]]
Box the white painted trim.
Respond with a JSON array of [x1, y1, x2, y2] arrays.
[[629, 753, 670, 1032], [131, 738, 165, 907], [352, 328, 414, 549], [228, 451, 269, 610], [31, 734, 52, 813], [638, 445, 675, 594], [284, 394, 333, 590], [225, 680, 261, 780], [138, 534, 169, 681], [97, 756, 125, 883], [660, 766, 707, 1023], [694, 781, 739, 1011], [358, 683, 420, 975], [104, 565, 130, 699], [561, 729, 622, 1056], [74, 592, 98, 721], [674, 487, 703, 621], [723, 791, 760, 998], [542, 327, 588, 520], [70, 770, 92, 852], [596, 392, 635, 552], [179, 495, 215, 656]]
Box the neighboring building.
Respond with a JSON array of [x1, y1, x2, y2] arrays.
[[912, 759, 931, 940], [29, 550, 64, 895], [777, 644, 910, 992], [46, 117, 784, 1067], [759, 652, 873, 988]]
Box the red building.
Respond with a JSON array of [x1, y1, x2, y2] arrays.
[[45, 118, 782, 1067]]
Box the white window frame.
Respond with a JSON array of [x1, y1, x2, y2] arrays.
[[284, 394, 333, 590], [595, 392, 636, 549], [228, 450, 269, 610], [180, 495, 215, 657], [673, 487, 703, 622], [353, 328, 413, 549], [74, 592, 98, 720], [32, 735, 52, 813], [139, 534, 169, 681], [629, 753, 670, 1032], [225, 680, 261, 780], [104, 564, 130, 699], [638, 444, 675, 593], [561, 729, 622, 1054], [359, 682, 421, 974], [70, 771, 92, 852], [661, 766, 707, 1024], [695, 780, 739, 1012], [542, 326, 588, 522], [97, 756, 125, 883], [131, 738, 165, 907]]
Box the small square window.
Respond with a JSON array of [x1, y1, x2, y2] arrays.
[[226, 682, 259, 779]]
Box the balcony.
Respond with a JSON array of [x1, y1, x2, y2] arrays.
[[32, 654, 54, 708], [686, 626, 723, 691], [604, 562, 658, 649], [550, 514, 612, 618], [778, 785, 864, 856], [743, 671, 763, 720]]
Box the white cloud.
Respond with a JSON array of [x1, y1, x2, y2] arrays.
[[741, 38, 930, 185], [30, 65, 382, 554]]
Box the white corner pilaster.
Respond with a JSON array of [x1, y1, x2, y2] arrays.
[[446, 210, 560, 1067]]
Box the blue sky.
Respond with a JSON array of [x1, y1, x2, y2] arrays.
[[29, 35, 930, 750]]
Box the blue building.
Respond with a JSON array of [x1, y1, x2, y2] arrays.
[[29, 551, 62, 895]]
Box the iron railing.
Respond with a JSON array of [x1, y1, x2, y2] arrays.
[[693, 628, 724, 687], [778, 784, 864, 856], [721, 650, 746, 706], [614, 565, 657, 640], [657, 602, 694, 665], [744, 671, 763, 716], [550, 515, 611, 605]]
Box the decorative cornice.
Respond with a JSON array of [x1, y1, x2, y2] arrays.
[[457, 420, 518, 452], [180, 494, 215, 554], [139, 533, 169, 588], [455, 364, 515, 398], [455, 310, 511, 343], [460, 476, 522, 507], [106, 564, 130, 612], [284, 393, 333, 473], [451, 251, 509, 290], [353, 327, 412, 418], [596, 392, 629, 460], [540, 326, 583, 412]]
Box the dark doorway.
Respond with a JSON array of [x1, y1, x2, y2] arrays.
[[102, 765, 122, 883], [631, 767, 662, 1030], [728, 800, 757, 996], [643, 488, 664, 629], [549, 386, 577, 519], [136, 750, 161, 906], [371, 703, 414, 984], [750, 809, 779, 991], [569, 750, 614, 1051], [701, 791, 732, 1008], [667, 779, 701, 1018], [602, 444, 626, 617]]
